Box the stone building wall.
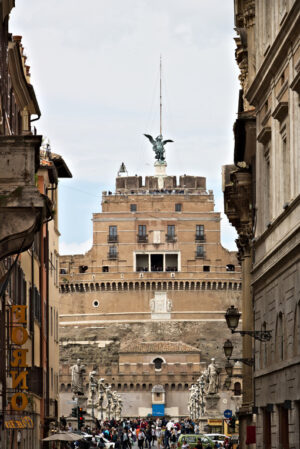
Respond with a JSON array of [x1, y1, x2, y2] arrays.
[[59, 172, 242, 418]]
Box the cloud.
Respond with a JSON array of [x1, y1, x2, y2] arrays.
[[59, 239, 93, 256], [10, 0, 239, 248]]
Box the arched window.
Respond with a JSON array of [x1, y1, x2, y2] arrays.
[[276, 312, 284, 361], [153, 358, 164, 370], [294, 302, 300, 356], [234, 382, 241, 396], [261, 322, 268, 368]]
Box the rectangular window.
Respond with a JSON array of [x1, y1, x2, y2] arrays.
[[108, 225, 118, 242], [196, 245, 204, 258], [167, 225, 175, 237], [166, 225, 176, 242], [263, 148, 271, 228], [130, 204, 137, 212], [109, 225, 117, 236], [281, 132, 290, 205], [175, 203, 182, 212], [136, 254, 149, 272], [108, 245, 117, 259], [137, 225, 147, 242], [138, 225, 147, 236], [196, 225, 205, 241]]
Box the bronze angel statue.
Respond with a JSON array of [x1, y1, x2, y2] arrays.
[[144, 134, 173, 162]]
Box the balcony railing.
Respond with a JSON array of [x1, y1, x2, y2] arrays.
[[107, 252, 118, 260], [166, 234, 177, 243], [195, 251, 205, 259], [107, 234, 118, 243], [137, 234, 148, 243], [195, 234, 205, 242]]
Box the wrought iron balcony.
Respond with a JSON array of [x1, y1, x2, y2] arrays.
[[107, 234, 118, 243], [107, 252, 118, 260], [137, 234, 148, 243], [165, 234, 177, 243], [195, 234, 205, 242], [195, 251, 205, 259]]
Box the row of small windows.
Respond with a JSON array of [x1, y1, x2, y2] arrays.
[[60, 280, 242, 293], [130, 204, 182, 212], [108, 224, 205, 241]]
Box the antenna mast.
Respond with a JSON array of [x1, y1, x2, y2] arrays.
[[160, 55, 162, 136]]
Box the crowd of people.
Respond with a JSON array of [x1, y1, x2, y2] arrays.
[[57, 417, 234, 449]]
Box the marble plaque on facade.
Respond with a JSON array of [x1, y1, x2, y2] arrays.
[[150, 292, 172, 320]]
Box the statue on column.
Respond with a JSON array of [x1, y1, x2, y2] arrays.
[[88, 369, 98, 405], [71, 359, 85, 395], [106, 385, 113, 419], [98, 378, 106, 407], [116, 395, 123, 420], [111, 391, 118, 418], [207, 358, 219, 394]]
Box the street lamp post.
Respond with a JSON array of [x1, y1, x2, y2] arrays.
[[225, 305, 272, 341], [223, 339, 254, 366]]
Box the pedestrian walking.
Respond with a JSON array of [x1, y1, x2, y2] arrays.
[[156, 427, 162, 449], [170, 429, 177, 449], [138, 429, 146, 449]]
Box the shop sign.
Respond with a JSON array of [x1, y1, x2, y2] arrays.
[[10, 305, 29, 411], [208, 419, 223, 425], [5, 416, 34, 429]]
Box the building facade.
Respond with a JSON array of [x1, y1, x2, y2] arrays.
[[0, 3, 72, 447], [223, 1, 300, 448], [59, 164, 242, 419]]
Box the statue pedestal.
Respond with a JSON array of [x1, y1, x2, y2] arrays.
[[73, 394, 88, 409], [154, 161, 167, 175], [154, 162, 167, 189], [204, 394, 220, 415]]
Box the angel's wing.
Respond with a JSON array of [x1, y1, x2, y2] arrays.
[[144, 134, 155, 145], [162, 139, 174, 145]]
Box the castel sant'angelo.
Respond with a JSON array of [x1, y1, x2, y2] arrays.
[[58, 137, 242, 418]]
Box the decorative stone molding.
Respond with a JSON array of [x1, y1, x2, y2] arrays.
[[223, 168, 253, 260], [290, 72, 300, 95], [59, 279, 242, 294], [272, 102, 288, 122], [257, 127, 271, 144], [0, 135, 52, 260]]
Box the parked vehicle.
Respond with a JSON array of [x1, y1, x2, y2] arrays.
[[177, 434, 214, 449], [203, 434, 231, 445]]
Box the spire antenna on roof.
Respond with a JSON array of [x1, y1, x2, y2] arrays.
[[160, 54, 162, 136]]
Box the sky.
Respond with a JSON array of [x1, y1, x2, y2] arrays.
[[10, 0, 239, 254]]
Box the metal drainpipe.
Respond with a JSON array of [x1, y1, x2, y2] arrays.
[[31, 247, 34, 367], [46, 222, 50, 424]]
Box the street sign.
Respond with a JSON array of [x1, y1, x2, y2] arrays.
[[224, 409, 232, 419]]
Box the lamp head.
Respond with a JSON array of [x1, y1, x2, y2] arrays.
[[223, 339, 234, 358], [225, 305, 241, 331]]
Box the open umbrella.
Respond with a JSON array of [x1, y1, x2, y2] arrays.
[[43, 431, 85, 441]]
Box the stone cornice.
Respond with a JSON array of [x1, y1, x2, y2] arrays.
[[246, 2, 300, 106], [8, 41, 40, 116]]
